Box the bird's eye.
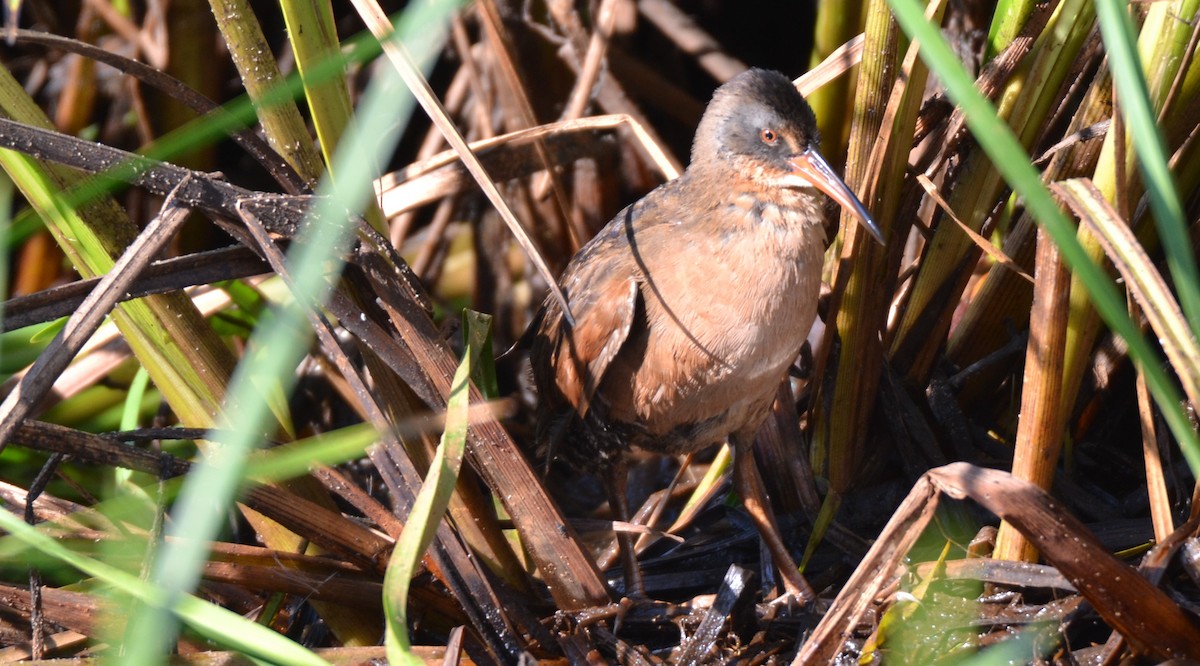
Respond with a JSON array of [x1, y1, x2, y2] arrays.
[[760, 128, 778, 144]]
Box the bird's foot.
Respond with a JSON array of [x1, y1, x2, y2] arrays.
[[762, 576, 816, 616], [784, 575, 815, 604], [557, 593, 677, 636], [570, 596, 636, 632], [765, 590, 806, 613]]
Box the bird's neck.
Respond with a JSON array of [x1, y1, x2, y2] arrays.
[[688, 165, 824, 226]]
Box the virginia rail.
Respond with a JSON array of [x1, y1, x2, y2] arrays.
[[531, 68, 883, 602]]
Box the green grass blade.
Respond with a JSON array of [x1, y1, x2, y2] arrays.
[[985, 0, 1032, 56], [0, 170, 10, 363], [886, 0, 1200, 474], [244, 423, 379, 483], [1094, 0, 1200, 337], [120, 1, 458, 661], [280, 0, 387, 232], [279, 0, 354, 171], [0, 510, 329, 666], [384, 312, 489, 663], [211, 0, 326, 184]]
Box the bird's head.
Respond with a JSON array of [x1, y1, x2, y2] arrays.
[[692, 68, 884, 244]]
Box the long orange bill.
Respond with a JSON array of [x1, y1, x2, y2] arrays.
[[786, 147, 885, 245]]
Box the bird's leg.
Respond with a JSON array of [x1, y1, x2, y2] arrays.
[[731, 434, 815, 605], [603, 460, 646, 599]]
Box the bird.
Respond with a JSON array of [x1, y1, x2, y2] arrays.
[[529, 68, 883, 602]]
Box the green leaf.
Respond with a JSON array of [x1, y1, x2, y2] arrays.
[[384, 311, 490, 663]]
